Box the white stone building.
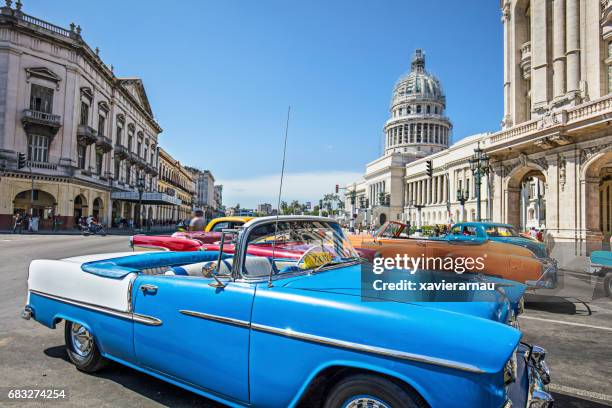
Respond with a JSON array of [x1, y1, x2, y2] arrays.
[[348, 1, 612, 257], [214, 184, 223, 212], [256, 203, 273, 215], [0, 3, 178, 229], [188, 168, 218, 216]]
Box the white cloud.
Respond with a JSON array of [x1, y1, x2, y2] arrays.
[[218, 171, 363, 208]]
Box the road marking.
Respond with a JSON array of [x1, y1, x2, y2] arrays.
[[521, 315, 612, 331], [549, 383, 612, 403]]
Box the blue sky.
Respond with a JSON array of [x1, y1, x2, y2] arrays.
[[27, 0, 503, 207]]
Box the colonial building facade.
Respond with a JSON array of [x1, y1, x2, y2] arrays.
[[0, 3, 178, 229], [158, 148, 194, 222], [348, 1, 612, 256]]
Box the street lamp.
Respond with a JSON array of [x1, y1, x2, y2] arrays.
[[136, 174, 145, 229], [456, 188, 469, 222], [469, 143, 490, 222], [408, 199, 425, 228]]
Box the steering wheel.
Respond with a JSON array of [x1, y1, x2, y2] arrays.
[[296, 245, 330, 269]]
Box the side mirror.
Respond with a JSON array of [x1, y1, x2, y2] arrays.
[[201, 261, 227, 288], [201, 261, 217, 278]]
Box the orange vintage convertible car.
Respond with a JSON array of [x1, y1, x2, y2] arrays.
[[349, 221, 557, 289]]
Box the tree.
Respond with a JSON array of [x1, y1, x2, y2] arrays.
[[290, 200, 301, 215], [280, 201, 289, 215]]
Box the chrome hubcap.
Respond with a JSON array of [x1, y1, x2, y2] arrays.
[[70, 323, 93, 357], [344, 396, 390, 408]]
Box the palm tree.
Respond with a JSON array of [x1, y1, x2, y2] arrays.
[[280, 201, 289, 215], [290, 200, 301, 215]]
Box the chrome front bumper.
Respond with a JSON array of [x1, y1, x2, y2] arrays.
[[506, 343, 553, 408], [526, 259, 558, 289]]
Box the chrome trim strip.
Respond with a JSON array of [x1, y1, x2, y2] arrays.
[[250, 323, 486, 374], [126, 274, 136, 313], [179, 310, 250, 328], [29, 290, 162, 326]]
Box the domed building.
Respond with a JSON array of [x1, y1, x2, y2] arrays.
[[384, 49, 452, 159], [345, 49, 454, 227]]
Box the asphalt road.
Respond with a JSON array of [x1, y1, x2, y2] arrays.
[[0, 234, 611, 407]]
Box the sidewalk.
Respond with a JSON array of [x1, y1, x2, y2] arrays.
[[0, 226, 177, 236]]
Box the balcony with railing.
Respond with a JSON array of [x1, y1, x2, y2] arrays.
[[95, 133, 113, 152], [25, 160, 58, 170], [128, 152, 140, 164], [77, 124, 97, 144], [487, 93, 612, 148], [145, 163, 158, 176], [114, 144, 129, 159], [21, 109, 62, 136]]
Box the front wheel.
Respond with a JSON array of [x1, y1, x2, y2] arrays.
[[64, 321, 107, 373], [323, 374, 426, 408]]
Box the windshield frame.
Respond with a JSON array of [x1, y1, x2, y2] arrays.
[[233, 216, 361, 282]]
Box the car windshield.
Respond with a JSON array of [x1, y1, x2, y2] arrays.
[[243, 220, 360, 276], [378, 222, 405, 238], [485, 225, 518, 237]]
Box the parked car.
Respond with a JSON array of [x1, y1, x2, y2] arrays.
[[171, 216, 255, 243], [450, 222, 549, 260], [349, 221, 557, 289], [130, 228, 379, 262], [589, 249, 612, 297], [23, 216, 551, 408]]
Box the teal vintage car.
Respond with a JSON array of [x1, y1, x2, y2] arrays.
[[450, 222, 549, 260], [589, 250, 612, 297]]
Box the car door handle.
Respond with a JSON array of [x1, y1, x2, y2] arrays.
[[141, 284, 158, 295]]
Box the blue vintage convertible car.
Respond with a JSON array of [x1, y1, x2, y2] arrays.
[[23, 216, 552, 407], [589, 250, 612, 297], [450, 222, 549, 259]]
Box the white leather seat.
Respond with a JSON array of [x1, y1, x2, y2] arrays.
[[166, 256, 276, 278], [243, 256, 274, 277]]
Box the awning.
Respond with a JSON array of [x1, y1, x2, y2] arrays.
[[111, 191, 182, 206]]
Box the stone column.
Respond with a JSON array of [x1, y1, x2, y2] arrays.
[[531, 0, 550, 110], [491, 165, 504, 223], [432, 177, 436, 204], [545, 155, 559, 233], [552, 0, 566, 99], [582, 176, 603, 253], [558, 150, 579, 243], [501, 1, 513, 127], [419, 180, 423, 205], [565, 0, 580, 96]]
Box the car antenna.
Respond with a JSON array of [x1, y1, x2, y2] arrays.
[[269, 106, 291, 288]]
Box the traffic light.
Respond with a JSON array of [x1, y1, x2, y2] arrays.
[[17, 153, 26, 169], [426, 160, 433, 178], [335, 184, 339, 194]]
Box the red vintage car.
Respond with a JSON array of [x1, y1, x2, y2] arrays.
[[130, 233, 378, 262], [171, 216, 254, 244]]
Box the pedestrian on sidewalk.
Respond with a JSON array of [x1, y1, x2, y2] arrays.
[[189, 210, 206, 231], [12, 213, 23, 234]]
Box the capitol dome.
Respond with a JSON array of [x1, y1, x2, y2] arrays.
[[384, 49, 452, 158]]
